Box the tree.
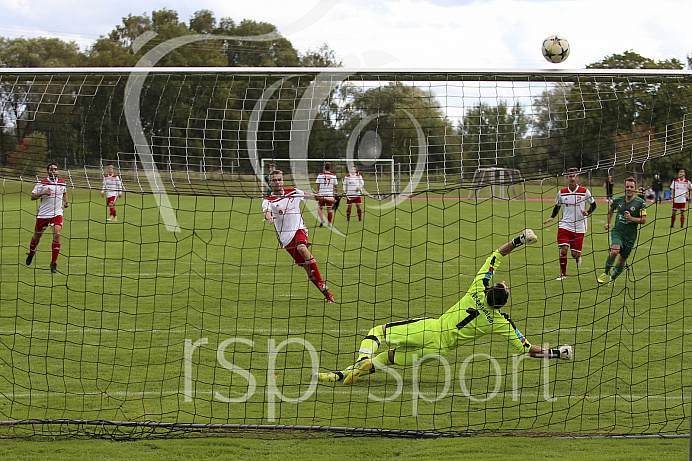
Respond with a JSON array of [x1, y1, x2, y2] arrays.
[[459, 100, 530, 171]]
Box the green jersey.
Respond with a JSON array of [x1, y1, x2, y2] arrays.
[[611, 195, 647, 240], [438, 251, 531, 354]]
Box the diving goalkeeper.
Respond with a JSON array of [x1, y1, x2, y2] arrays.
[[314, 229, 573, 384]]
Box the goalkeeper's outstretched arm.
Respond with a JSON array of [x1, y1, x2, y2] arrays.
[[529, 344, 573, 360], [498, 228, 537, 256]]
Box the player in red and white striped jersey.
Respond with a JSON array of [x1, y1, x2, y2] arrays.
[[543, 168, 596, 280], [343, 165, 364, 222], [670, 169, 692, 228], [263, 170, 336, 303], [26, 162, 70, 273], [315, 162, 338, 227], [101, 165, 124, 221]]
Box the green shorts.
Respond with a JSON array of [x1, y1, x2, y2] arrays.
[[384, 318, 448, 357], [610, 228, 636, 259]]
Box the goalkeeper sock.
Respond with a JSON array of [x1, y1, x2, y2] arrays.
[[356, 326, 383, 361], [327, 210, 333, 224], [604, 256, 615, 274]]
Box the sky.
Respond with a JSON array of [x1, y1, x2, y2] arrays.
[[1, 0, 691, 69]]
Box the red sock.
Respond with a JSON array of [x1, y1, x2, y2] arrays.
[[672, 214, 676, 226], [682, 214, 685, 226], [29, 236, 39, 256], [357, 208, 362, 220], [308, 260, 323, 286], [51, 241, 61, 264], [328, 211, 333, 223], [559, 254, 568, 276], [346, 206, 351, 220], [110, 206, 117, 217]]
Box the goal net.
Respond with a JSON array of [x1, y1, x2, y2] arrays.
[[0, 67, 691, 438]]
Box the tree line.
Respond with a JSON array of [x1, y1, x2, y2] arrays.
[[1, 8, 691, 182]]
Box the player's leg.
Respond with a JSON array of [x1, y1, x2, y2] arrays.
[[346, 203, 352, 221], [554, 228, 569, 278], [315, 325, 385, 383], [611, 242, 632, 281], [356, 202, 362, 221], [598, 241, 621, 284], [326, 205, 333, 225], [671, 205, 678, 227], [558, 244, 569, 278], [317, 203, 325, 226], [26, 222, 47, 265], [571, 232, 584, 269], [291, 235, 334, 302], [344, 318, 436, 384], [50, 222, 63, 272], [680, 210, 686, 227]]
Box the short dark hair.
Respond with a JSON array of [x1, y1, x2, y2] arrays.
[[567, 167, 578, 174], [47, 162, 58, 170], [625, 177, 636, 186], [324, 162, 332, 171], [485, 283, 509, 308]]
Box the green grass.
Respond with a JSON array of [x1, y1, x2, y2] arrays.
[[1, 178, 691, 443]]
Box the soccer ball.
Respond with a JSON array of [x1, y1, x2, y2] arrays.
[[542, 35, 570, 63]]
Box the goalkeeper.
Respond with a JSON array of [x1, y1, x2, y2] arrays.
[[314, 229, 573, 384]]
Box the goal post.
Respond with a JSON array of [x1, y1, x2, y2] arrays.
[[1, 67, 692, 439], [468, 167, 525, 200]]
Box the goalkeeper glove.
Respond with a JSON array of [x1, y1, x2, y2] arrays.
[[548, 344, 573, 360], [512, 228, 537, 248], [332, 194, 341, 212]]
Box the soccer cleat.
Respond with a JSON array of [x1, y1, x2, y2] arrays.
[[575, 256, 582, 268], [312, 371, 344, 383], [343, 358, 372, 385], [597, 273, 611, 285], [112, 216, 117, 221], [107, 216, 114, 221], [555, 275, 567, 281], [50, 263, 57, 273], [324, 291, 336, 303], [319, 221, 324, 227], [25, 253, 34, 266]]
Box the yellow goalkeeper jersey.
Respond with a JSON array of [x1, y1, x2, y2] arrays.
[[438, 251, 532, 354]]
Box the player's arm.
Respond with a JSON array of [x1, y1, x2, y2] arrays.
[[604, 204, 615, 230], [583, 201, 596, 217], [310, 193, 336, 203], [543, 204, 560, 224], [31, 185, 50, 200], [263, 207, 274, 225]]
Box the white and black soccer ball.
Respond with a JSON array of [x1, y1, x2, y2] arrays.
[[542, 35, 570, 63]]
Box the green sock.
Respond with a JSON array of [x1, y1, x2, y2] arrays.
[[612, 265, 624, 280], [604, 256, 615, 274], [355, 326, 383, 362]]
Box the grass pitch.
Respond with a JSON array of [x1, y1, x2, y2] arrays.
[[1, 178, 691, 438]]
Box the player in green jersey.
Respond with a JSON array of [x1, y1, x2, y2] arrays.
[[313, 229, 573, 385], [597, 177, 647, 285]]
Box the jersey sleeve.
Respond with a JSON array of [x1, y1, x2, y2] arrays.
[[494, 313, 532, 354], [468, 250, 504, 294], [585, 188, 595, 204], [262, 198, 270, 212], [31, 182, 43, 195]]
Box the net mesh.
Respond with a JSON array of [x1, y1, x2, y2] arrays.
[[0, 68, 691, 438]]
